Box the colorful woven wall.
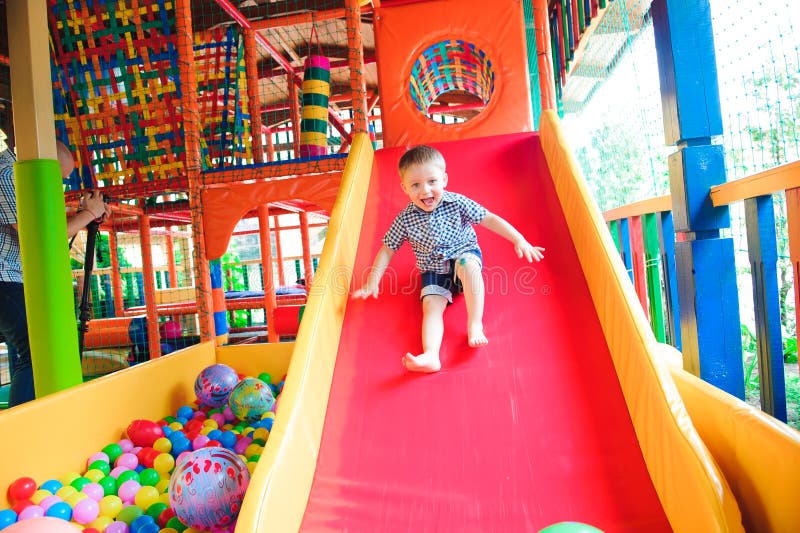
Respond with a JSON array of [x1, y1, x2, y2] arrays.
[[195, 26, 252, 170], [409, 39, 495, 116], [49, 0, 185, 193]]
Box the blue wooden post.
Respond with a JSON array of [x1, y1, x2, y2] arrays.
[[618, 218, 634, 283], [652, 0, 744, 397], [745, 196, 787, 421], [657, 211, 681, 350]]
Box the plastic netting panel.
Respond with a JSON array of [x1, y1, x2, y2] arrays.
[[711, 0, 800, 179], [559, 4, 668, 211]]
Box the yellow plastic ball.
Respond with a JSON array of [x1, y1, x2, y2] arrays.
[[99, 495, 123, 518], [89, 515, 114, 531], [246, 462, 257, 474], [244, 443, 263, 458], [59, 472, 81, 487], [168, 421, 184, 431], [252, 428, 269, 441], [153, 453, 175, 474], [65, 491, 88, 507], [134, 485, 160, 510], [203, 419, 219, 430], [83, 469, 105, 483], [155, 478, 170, 494], [30, 489, 51, 504], [153, 437, 172, 453], [261, 411, 275, 420], [55, 485, 78, 500], [159, 492, 171, 506]]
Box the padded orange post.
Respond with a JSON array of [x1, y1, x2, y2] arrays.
[[345, 0, 368, 134], [165, 233, 178, 289], [139, 215, 162, 359], [107, 229, 125, 317], [244, 28, 265, 163], [176, 0, 214, 341], [274, 215, 285, 286], [289, 75, 301, 155], [300, 211, 313, 286], [258, 205, 279, 343], [533, 0, 556, 110]]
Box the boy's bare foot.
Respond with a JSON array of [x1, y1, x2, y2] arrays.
[[402, 352, 442, 373], [468, 324, 488, 347]]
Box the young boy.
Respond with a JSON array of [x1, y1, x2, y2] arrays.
[[352, 145, 544, 373]]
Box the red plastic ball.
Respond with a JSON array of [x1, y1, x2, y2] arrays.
[[158, 507, 176, 527], [7, 477, 36, 502], [11, 499, 33, 514], [126, 420, 165, 447]]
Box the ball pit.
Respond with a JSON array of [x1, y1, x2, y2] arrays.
[[0, 371, 282, 532]]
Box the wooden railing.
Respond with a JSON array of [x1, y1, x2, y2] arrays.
[[603, 160, 800, 421]]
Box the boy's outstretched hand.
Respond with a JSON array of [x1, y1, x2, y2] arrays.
[[515, 240, 545, 262], [352, 283, 380, 299]]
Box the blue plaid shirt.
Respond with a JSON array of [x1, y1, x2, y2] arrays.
[[383, 191, 488, 274], [0, 149, 21, 283]]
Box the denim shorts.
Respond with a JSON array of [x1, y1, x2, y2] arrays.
[[420, 249, 482, 304]]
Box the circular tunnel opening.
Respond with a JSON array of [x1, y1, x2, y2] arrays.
[[410, 39, 495, 124]]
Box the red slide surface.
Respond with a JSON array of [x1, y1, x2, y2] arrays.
[[300, 133, 671, 532]]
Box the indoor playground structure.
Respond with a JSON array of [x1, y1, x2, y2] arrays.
[[0, 0, 798, 532]]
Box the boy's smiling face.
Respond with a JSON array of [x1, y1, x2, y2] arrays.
[[400, 161, 448, 212]]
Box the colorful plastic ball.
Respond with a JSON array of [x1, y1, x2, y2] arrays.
[[98, 495, 123, 519], [0, 509, 16, 530], [72, 497, 100, 524], [16, 505, 43, 521], [98, 477, 117, 497], [538, 522, 604, 533], [37, 480, 61, 494], [159, 320, 183, 340], [38, 496, 61, 512], [2, 516, 82, 532], [44, 501, 72, 521], [228, 377, 275, 423], [126, 420, 165, 448], [116, 505, 144, 526], [168, 447, 250, 531], [7, 477, 36, 502], [104, 521, 128, 533], [194, 364, 240, 408]]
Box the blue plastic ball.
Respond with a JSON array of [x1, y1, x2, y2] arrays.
[[0, 509, 17, 530], [39, 479, 62, 493], [44, 501, 72, 521]]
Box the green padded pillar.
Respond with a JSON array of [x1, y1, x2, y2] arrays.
[[15, 158, 83, 397]]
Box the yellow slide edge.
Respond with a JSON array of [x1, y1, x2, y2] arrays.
[[234, 133, 374, 533], [539, 110, 743, 532]]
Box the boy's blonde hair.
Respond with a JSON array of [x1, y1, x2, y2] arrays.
[[398, 145, 446, 176]]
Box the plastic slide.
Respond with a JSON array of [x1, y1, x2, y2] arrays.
[[254, 126, 742, 531], [290, 132, 677, 531]]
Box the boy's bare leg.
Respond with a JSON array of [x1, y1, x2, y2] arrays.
[[403, 294, 447, 372], [456, 256, 488, 347]]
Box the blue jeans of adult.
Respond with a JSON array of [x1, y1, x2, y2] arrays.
[[0, 281, 35, 407]]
